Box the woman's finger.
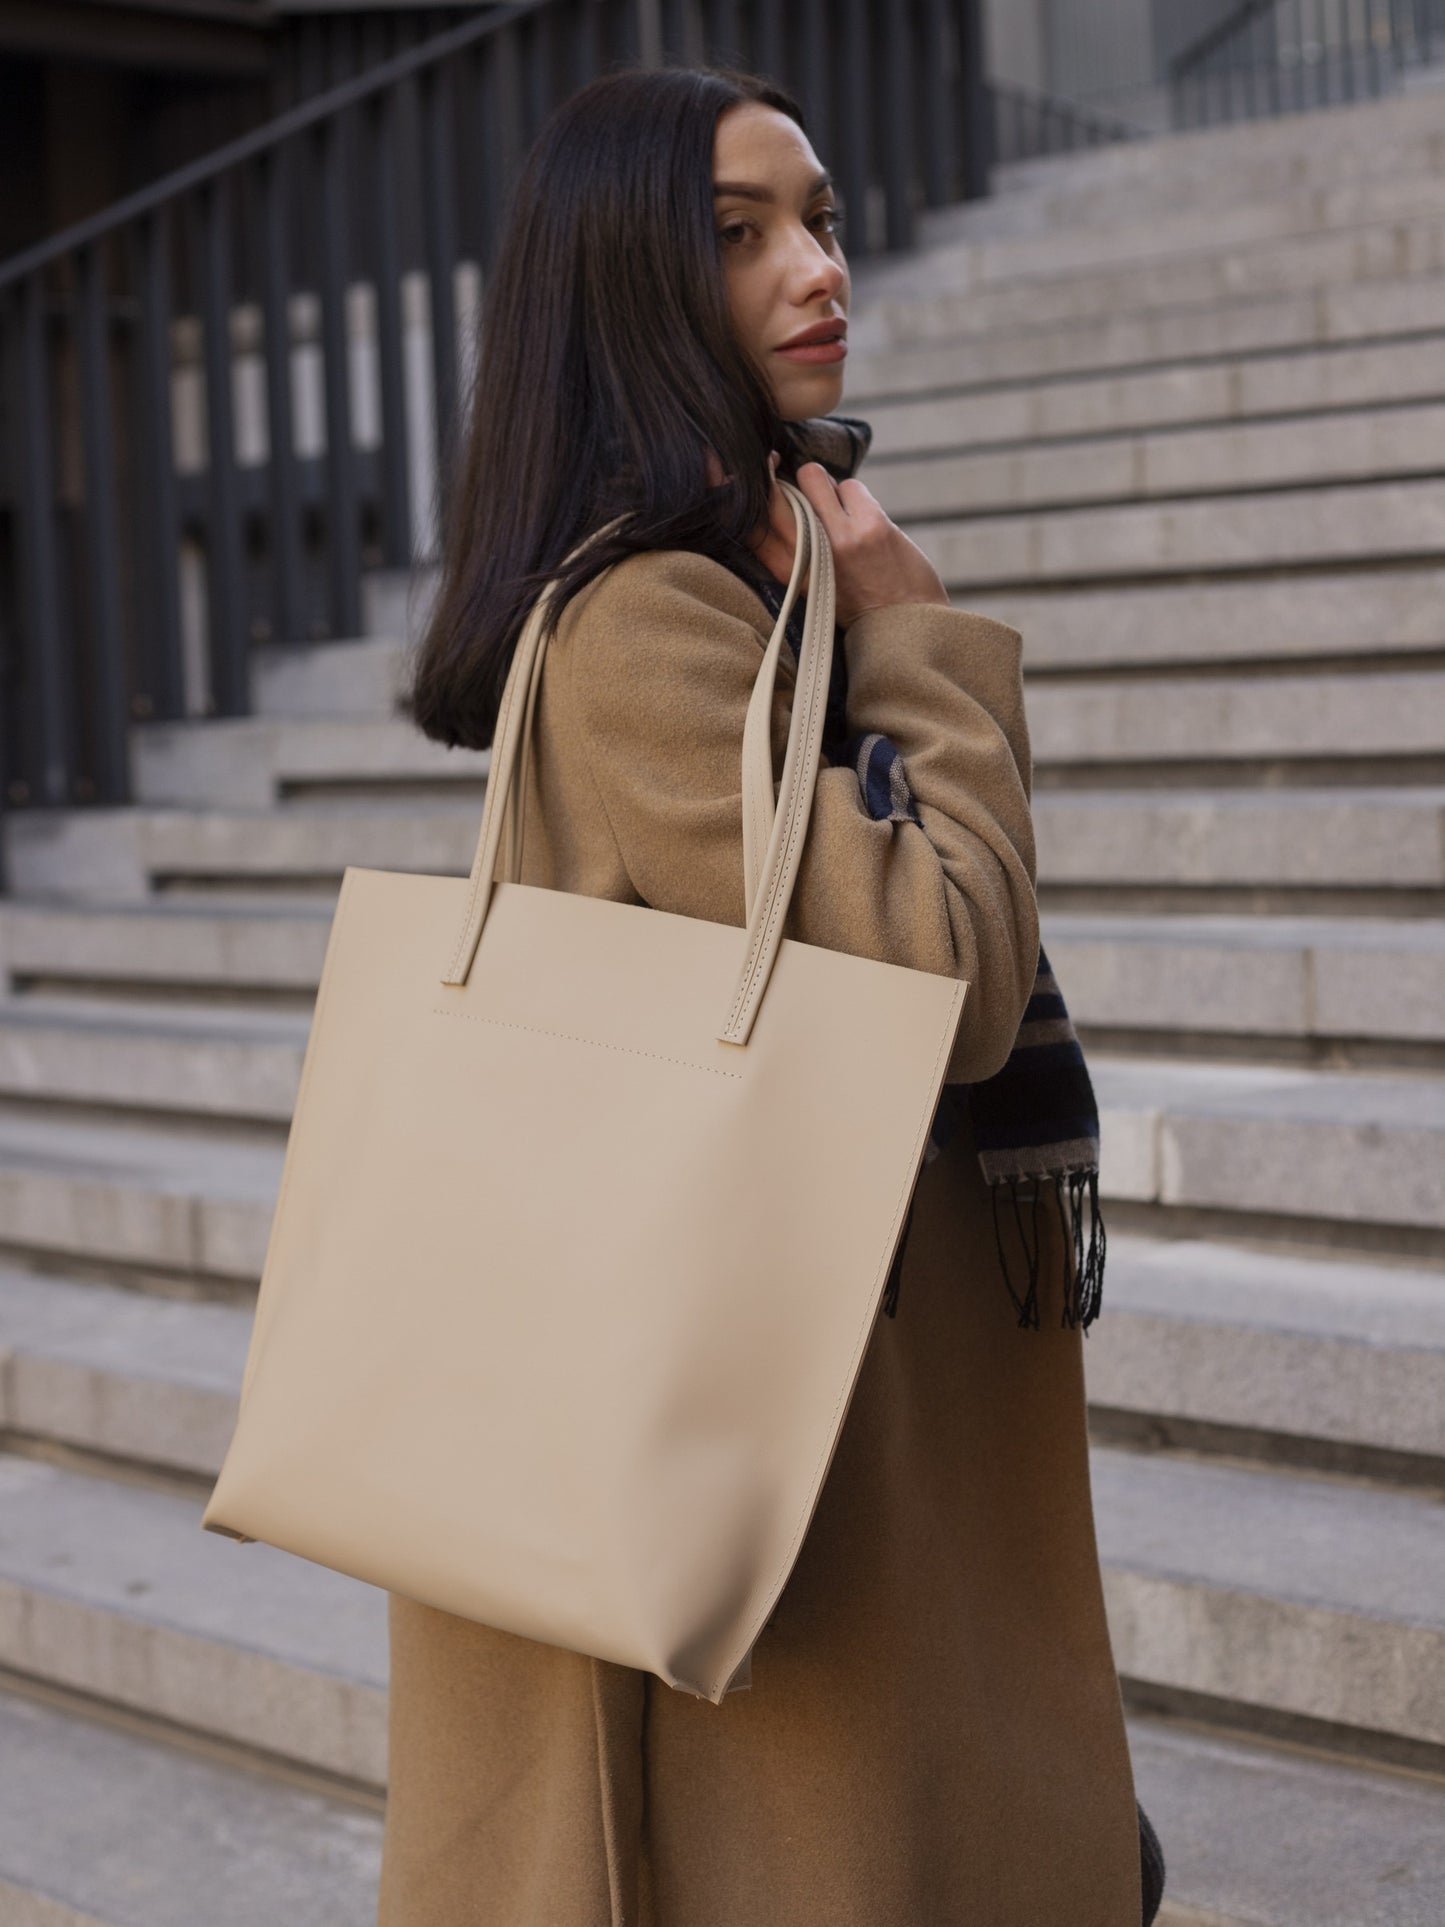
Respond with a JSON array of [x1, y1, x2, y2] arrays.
[[792, 460, 849, 538]]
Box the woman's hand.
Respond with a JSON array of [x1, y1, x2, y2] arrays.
[[753, 454, 951, 630]]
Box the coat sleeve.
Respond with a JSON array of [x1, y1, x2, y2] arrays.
[[557, 547, 1039, 1084]]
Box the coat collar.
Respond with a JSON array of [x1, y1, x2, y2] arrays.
[[783, 414, 873, 484]]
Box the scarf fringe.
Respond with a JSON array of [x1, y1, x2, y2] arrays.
[[989, 1171, 1106, 1333]]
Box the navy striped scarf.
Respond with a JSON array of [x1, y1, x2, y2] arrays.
[[728, 416, 1106, 1334]]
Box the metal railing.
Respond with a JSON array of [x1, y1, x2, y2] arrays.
[[0, 0, 990, 826], [1170, 0, 1445, 128], [988, 79, 1148, 165]]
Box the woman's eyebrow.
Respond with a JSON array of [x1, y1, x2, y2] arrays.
[[712, 170, 834, 204]]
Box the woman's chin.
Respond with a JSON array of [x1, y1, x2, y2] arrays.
[[777, 369, 847, 422]]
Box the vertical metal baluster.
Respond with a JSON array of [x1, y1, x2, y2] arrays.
[[664, 0, 695, 61], [13, 274, 70, 803], [472, 43, 501, 277], [1266, 1, 1283, 115], [573, 0, 604, 86], [258, 144, 306, 641], [315, 113, 362, 638], [880, 0, 913, 248], [918, 0, 954, 207], [705, 0, 742, 61], [368, 88, 412, 573], [130, 208, 184, 718], [957, 0, 991, 199], [478, 26, 524, 277], [837, 0, 871, 255], [76, 240, 129, 802], [753, 0, 785, 79], [195, 177, 248, 715], [420, 60, 460, 504], [799, 0, 832, 174], [520, 14, 549, 148]]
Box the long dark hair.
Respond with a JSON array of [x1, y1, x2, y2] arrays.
[[404, 63, 819, 751]]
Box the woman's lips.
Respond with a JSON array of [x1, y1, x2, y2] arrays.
[[775, 338, 847, 364]]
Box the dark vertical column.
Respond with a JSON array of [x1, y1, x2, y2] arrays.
[[704, 0, 743, 62], [194, 176, 249, 715], [13, 274, 70, 803], [572, 0, 604, 87], [475, 26, 524, 277], [919, 0, 955, 207], [368, 89, 412, 572], [315, 114, 362, 637], [956, 0, 992, 202], [836, 0, 871, 252], [258, 144, 306, 640], [753, 0, 786, 80], [76, 240, 129, 802], [799, 0, 832, 167], [420, 60, 460, 508], [130, 208, 184, 719], [879, 0, 914, 248]]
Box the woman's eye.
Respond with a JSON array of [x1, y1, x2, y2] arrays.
[[718, 220, 753, 246], [813, 205, 844, 236]]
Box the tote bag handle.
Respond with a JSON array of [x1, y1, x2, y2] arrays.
[[440, 478, 835, 1049]]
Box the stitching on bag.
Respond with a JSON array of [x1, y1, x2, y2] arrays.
[[446, 606, 537, 981], [431, 1006, 743, 1079], [708, 977, 966, 1698], [724, 510, 831, 1034]]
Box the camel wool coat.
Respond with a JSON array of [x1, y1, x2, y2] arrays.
[[376, 543, 1145, 1926]]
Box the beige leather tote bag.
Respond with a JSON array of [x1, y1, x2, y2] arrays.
[[201, 480, 967, 1704]]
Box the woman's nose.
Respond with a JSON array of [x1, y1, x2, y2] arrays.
[[790, 238, 846, 303]]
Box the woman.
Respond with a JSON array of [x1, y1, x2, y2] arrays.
[[385, 62, 1164, 1926]]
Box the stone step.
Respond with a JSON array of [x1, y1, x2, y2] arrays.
[[250, 632, 410, 719], [1092, 1055, 1445, 1236], [1085, 1234, 1445, 1462], [0, 1454, 387, 1785], [0, 1265, 248, 1477], [1034, 787, 1445, 895], [0, 1108, 280, 1283], [968, 87, 1445, 235], [1029, 669, 1445, 774], [5, 1224, 1440, 1494], [0, 896, 332, 998], [1128, 1709, 1445, 1927], [2, 1046, 1440, 1294], [854, 164, 1445, 302], [22, 899, 1438, 1050], [863, 332, 1445, 456], [12, 783, 1444, 911], [2, 799, 478, 902], [850, 209, 1445, 358], [0, 995, 308, 1122], [1094, 1442, 1445, 1754], [844, 267, 1445, 397], [0, 1663, 1439, 1927], [0, 1690, 381, 1926], [1, 1436, 1437, 1817], [133, 714, 487, 808], [980, 565, 1445, 674], [913, 476, 1445, 589], [872, 401, 1445, 521], [1043, 912, 1445, 1047], [6, 907, 1440, 1117]]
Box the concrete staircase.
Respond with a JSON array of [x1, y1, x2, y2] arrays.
[[4, 84, 1445, 1923]]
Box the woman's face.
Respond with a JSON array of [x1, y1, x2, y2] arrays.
[[713, 102, 850, 422]]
